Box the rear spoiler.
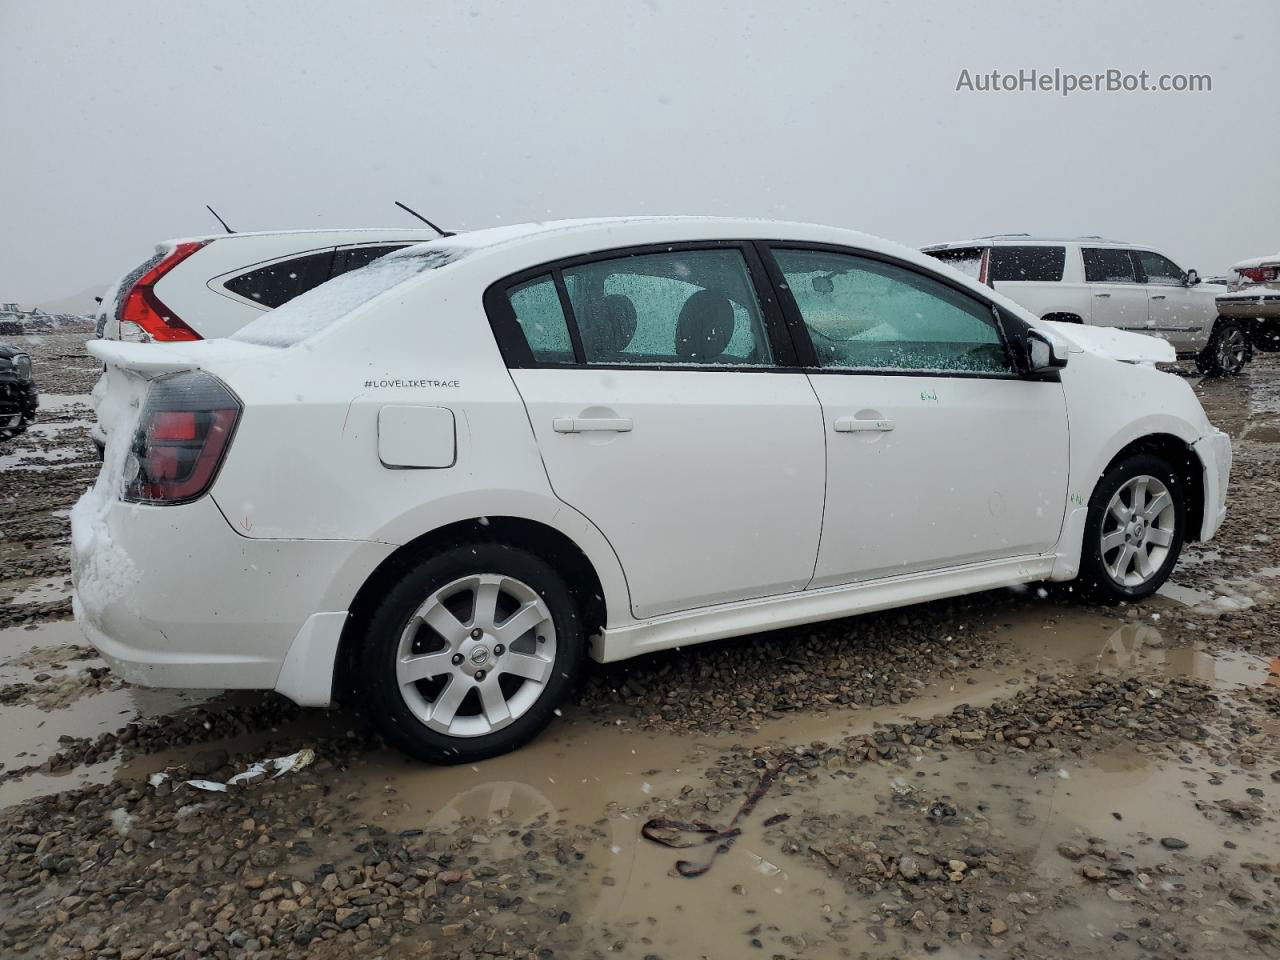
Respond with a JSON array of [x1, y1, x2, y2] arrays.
[[87, 339, 202, 376]]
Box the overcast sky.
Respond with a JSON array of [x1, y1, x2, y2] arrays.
[[2, 0, 1276, 308]]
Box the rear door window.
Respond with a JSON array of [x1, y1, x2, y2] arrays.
[[1082, 248, 1139, 283], [507, 275, 575, 364], [224, 250, 336, 308], [989, 246, 1065, 282]]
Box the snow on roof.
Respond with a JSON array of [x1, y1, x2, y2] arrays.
[[1231, 251, 1280, 270]]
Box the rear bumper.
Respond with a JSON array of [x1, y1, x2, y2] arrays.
[[71, 493, 393, 701], [1216, 292, 1280, 320], [1193, 429, 1231, 542]]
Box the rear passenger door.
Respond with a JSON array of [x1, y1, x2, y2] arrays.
[[988, 245, 1069, 318], [1081, 247, 1148, 332], [485, 243, 826, 620]]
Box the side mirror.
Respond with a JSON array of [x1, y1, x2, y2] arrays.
[[1185, 268, 1200, 286], [1026, 328, 1068, 372]]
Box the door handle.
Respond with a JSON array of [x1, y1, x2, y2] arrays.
[[834, 417, 895, 433], [1094, 293, 1111, 298], [1151, 294, 1167, 300], [552, 417, 634, 434]]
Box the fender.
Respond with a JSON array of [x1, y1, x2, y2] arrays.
[[366, 487, 633, 629], [1050, 413, 1208, 581]]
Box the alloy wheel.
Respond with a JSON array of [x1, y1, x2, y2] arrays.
[[1099, 475, 1177, 588], [395, 573, 557, 737], [1217, 326, 1247, 373]]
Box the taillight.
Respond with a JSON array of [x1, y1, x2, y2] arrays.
[[1238, 266, 1277, 284], [124, 372, 241, 504], [117, 241, 209, 342]]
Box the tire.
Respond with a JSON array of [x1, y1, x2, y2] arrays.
[[1195, 320, 1250, 376], [357, 543, 584, 764], [1253, 319, 1280, 353], [1078, 453, 1185, 603]]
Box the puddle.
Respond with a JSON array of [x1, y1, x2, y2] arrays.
[[346, 720, 869, 957], [3, 574, 70, 606], [0, 621, 215, 807], [34, 394, 92, 413]]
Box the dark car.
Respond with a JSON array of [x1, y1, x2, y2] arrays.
[[0, 344, 38, 440]]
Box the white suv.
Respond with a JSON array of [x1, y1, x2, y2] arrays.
[[96, 227, 444, 342], [922, 236, 1247, 376], [72, 217, 1231, 763]]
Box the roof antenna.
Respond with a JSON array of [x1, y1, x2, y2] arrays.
[[206, 205, 235, 234], [395, 201, 454, 237]]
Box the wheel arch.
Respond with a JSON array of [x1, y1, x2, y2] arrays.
[[1041, 311, 1085, 325], [331, 515, 613, 704], [1093, 432, 1205, 543]]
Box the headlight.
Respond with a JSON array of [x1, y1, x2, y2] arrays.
[[14, 354, 31, 380]]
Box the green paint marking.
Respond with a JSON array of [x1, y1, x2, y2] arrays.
[[920, 389, 939, 403]]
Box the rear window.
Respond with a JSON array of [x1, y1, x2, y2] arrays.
[[224, 250, 336, 308], [989, 246, 1065, 282], [924, 246, 985, 280], [333, 244, 413, 276], [232, 248, 462, 347]]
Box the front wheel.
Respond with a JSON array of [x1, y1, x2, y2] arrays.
[[1078, 454, 1185, 603], [357, 543, 584, 764], [1196, 320, 1249, 376]]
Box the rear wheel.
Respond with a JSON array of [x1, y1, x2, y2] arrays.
[[1196, 320, 1249, 376], [358, 543, 583, 763], [1253, 319, 1280, 353], [1079, 453, 1185, 602]]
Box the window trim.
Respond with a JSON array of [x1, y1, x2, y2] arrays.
[[755, 241, 1037, 381], [483, 240, 801, 372]]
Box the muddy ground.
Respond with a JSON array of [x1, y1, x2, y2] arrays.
[[1, 326, 1278, 959]]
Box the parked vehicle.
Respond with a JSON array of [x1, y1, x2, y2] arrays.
[[0, 343, 38, 440], [95, 227, 444, 342], [921, 235, 1247, 376], [1217, 250, 1280, 352], [72, 217, 1231, 764]]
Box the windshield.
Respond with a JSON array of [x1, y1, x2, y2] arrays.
[[231, 247, 462, 347]]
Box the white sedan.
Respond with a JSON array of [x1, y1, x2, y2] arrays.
[[71, 217, 1231, 763]]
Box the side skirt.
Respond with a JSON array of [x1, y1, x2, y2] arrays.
[[593, 554, 1056, 663]]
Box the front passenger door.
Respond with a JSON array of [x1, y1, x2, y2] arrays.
[[1134, 249, 1210, 353], [765, 246, 1069, 587]]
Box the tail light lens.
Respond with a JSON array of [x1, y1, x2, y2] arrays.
[[124, 372, 241, 504], [1238, 266, 1277, 284], [117, 241, 209, 342]]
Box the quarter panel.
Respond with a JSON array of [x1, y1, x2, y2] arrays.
[[205, 273, 635, 627]]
